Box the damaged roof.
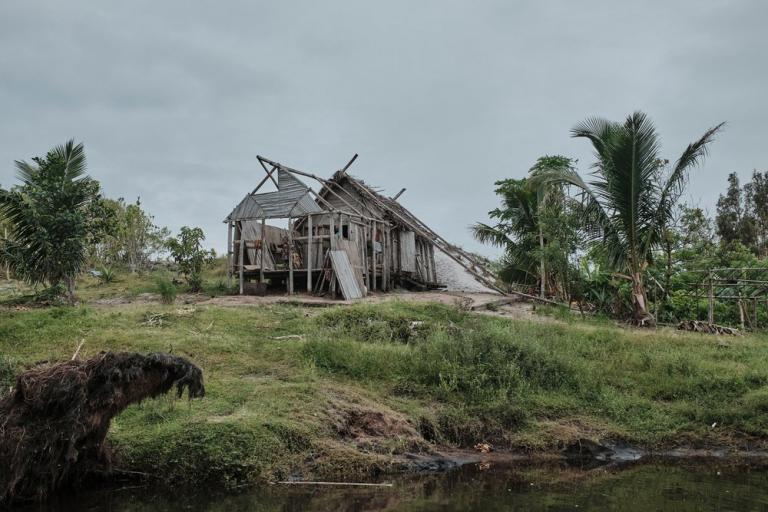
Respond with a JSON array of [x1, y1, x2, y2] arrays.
[[225, 169, 323, 221]]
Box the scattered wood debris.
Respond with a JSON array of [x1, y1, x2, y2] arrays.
[[276, 481, 393, 487], [142, 312, 168, 327], [677, 320, 740, 336], [473, 442, 493, 453]]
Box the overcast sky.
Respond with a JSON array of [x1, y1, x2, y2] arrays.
[[1, 1, 766, 257]]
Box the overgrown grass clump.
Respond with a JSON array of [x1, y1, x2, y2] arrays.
[[305, 302, 768, 446]]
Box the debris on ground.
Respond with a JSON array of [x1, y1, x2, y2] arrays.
[[0, 352, 205, 505], [142, 312, 168, 326], [328, 400, 427, 454], [473, 443, 494, 453], [677, 320, 740, 335]]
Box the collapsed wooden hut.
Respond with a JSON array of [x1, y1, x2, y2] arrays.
[[224, 155, 500, 299]]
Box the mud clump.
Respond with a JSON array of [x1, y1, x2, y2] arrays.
[[0, 351, 204, 505], [330, 402, 428, 454]]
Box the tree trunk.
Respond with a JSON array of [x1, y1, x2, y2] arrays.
[[64, 275, 76, 304], [631, 272, 655, 327]]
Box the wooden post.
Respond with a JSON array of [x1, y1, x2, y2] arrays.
[[226, 221, 233, 288], [429, 243, 436, 283], [363, 222, 370, 292], [329, 213, 336, 298], [707, 270, 714, 324], [329, 213, 336, 250], [288, 218, 294, 295], [381, 226, 387, 291], [238, 231, 245, 295], [372, 222, 377, 291], [754, 298, 758, 329], [307, 214, 313, 293], [260, 218, 266, 285]]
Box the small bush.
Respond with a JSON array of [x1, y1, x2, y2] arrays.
[[156, 279, 178, 304], [188, 273, 203, 293], [98, 266, 116, 284]]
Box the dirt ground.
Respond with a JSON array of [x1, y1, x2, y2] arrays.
[[89, 289, 543, 319]]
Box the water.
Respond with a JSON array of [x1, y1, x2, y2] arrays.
[[25, 460, 768, 511]]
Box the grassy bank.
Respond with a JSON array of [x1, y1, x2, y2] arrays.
[[2, 297, 768, 488]]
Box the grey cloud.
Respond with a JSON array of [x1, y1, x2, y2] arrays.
[[0, 1, 766, 257]]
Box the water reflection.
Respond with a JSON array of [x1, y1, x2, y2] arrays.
[[24, 460, 768, 512]]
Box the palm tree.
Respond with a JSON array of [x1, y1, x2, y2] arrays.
[[472, 178, 541, 287], [537, 112, 724, 325], [0, 140, 99, 302], [472, 157, 577, 300]]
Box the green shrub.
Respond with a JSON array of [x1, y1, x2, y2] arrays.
[[98, 266, 116, 284], [156, 278, 178, 304]]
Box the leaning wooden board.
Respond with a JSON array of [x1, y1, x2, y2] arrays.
[[329, 250, 364, 300]]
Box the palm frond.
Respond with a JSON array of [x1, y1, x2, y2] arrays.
[[643, 122, 725, 256], [55, 139, 87, 180], [471, 222, 511, 248]]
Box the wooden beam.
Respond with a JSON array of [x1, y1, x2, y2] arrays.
[[364, 222, 371, 292], [329, 213, 336, 250], [260, 218, 266, 284], [392, 188, 406, 200], [383, 226, 390, 291], [340, 153, 358, 174], [254, 161, 279, 192], [307, 214, 313, 293], [227, 221, 233, 287], [372, 221, 377, 291], [288, 218, 294, 295], [238, 229, 245, 295]]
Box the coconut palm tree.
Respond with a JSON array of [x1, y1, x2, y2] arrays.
[[0, 140, 101, 302], [472, 178, 541, 287], [537, 112, 724, 325], [472, 155, 578, 299]]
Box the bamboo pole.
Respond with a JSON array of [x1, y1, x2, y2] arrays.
[[372, 222, 377, 291], [226, 221, 233, 288], [288, 218, 294, 295], [238, 235, 244, 295], [364, 222, 371, 292], [307, 214, 313, 293], [260, 218, 266, 284]]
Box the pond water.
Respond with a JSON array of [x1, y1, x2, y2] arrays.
[[26, 460, 768, 511]]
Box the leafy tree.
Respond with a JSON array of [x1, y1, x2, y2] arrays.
[[166, 226, 215, 292], [0, 140, 107, 301], [746, 170, 768, 255], [537, 112, 724, 325], [715, 172, 757, 250], [93, 198, 169, 271]]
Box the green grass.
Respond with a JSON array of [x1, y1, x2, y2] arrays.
[[2, 297, 768, 488], [0, 257, 234, 305]]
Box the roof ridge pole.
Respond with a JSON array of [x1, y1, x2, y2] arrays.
[[339, 153, 358, 174]]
